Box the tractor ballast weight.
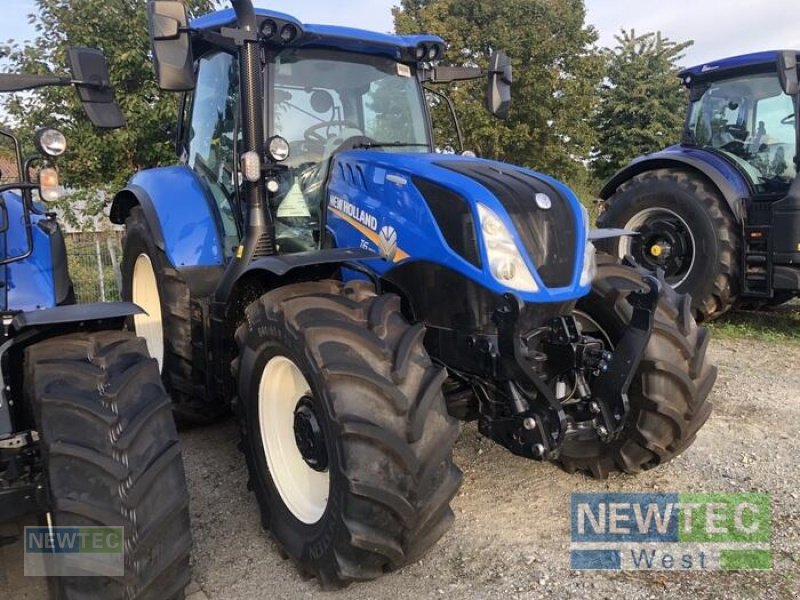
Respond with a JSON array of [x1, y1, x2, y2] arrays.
[[112, 0, 716, 587], [598, 50, 800, 319], [0, 51, 192, 599]]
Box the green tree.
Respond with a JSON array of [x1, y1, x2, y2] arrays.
[[1, 0, 217, 226], [592, 29, 693, 181], [393, 0, 603, 185]]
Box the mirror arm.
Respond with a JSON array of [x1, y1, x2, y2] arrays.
[[425, 66, 485, 84], [69, 79, 113, 91], [0, 74, 71, 93], [424, 86, 464, 153]]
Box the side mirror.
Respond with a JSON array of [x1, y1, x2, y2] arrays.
[[148, 1, 195, 91], [487, 51, 512, 120], [67, 47, 125, 129], [778, 50, 799, 96]]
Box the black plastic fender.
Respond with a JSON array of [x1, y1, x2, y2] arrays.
[[9, 301, 142, 335], [213, 247, 382, 305], [1, 302, 144, 437], [109, 185, 167, 251]]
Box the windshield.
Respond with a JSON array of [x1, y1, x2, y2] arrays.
[[268, 48, 430, 252], [687, 72, 797, 193]]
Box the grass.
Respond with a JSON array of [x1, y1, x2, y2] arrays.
[[707, 301, 800, 344]]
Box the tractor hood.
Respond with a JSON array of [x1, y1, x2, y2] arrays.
[[326, 151, 592, 303]]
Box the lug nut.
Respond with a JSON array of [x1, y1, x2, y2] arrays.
[[523, 418, 537, 431], [533, 444, 545, 458]]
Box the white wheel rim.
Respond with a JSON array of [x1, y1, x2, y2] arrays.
[[619, 207, 696, 288], [132, 253, 164, 371], [259, 356, 329, 524]]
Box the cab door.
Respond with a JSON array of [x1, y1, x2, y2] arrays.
[[181, 51, 243, 262]]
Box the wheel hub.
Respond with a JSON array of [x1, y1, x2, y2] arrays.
[[293, 397, 328, 472], [624, 211, 695, 286]]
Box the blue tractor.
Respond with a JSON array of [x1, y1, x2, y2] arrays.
[[0, 50, 192, 599], [598, 51, 800, 320], [113, 1, 715, 586]]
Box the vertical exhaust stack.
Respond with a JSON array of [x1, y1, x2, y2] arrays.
[[231, 0, 274, 260]]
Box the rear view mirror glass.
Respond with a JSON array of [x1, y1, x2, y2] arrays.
[[67, 47, 125, 129], [148, 1, 196, 91], [487, 51, 512, 120]]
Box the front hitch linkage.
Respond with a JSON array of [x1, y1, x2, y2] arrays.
[[589, 274, 661, 441]]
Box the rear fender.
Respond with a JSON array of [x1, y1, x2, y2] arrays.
[[110, 166, 225, 268], [599, 147, 752, 222]]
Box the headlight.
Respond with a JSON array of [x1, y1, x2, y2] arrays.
[[34, 128, 67, 157], [579, 240, 597, 286], [477, 204, 539, 293], [268, 136, 290, 162], [578, 204, 597, 286]]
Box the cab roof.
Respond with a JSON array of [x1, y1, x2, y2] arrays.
[[679, 50, 800, 82], [190, 8, 444, 62]]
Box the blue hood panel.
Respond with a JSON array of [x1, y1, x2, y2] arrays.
[[1, 191, 57, 312], [326, 152, 591, 304]]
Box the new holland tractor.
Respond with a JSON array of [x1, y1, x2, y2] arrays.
[[0, 50, 191, 599], [598, 50, 800, 320], [111, 1, 716, 586]]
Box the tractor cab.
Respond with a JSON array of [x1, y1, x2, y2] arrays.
[[146, 3, 509, 257], [681, 51, 800, 196]]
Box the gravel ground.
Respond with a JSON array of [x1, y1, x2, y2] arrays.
[[2, 336, 799, 598]]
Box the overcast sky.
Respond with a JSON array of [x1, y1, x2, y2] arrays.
[[2, 0, 799, 68]]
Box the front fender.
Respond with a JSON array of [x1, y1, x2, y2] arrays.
[[214, 247, 381, 306], [599, 146, 751, 221]]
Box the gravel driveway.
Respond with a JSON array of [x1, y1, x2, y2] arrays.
[[2, 337, 799, 599]]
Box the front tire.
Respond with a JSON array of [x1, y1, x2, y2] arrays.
[[26, 331, 192, 600], [598, 169, 740, 320], [558, 257, 717, 479], [234, 280, 462, 587]]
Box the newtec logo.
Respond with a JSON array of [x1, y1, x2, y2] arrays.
[[570, 493, 772, 571], [24, 527, 124, 577]]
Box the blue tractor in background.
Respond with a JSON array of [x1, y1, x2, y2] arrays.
[[0, 50, 191, 599], [598, 50, 800, 320], [113, 1, 715, 586]]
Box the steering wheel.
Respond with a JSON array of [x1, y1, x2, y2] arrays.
[[781, 113, 796, 125], [720, 140, 747, 157], [304, 120, 362, 144]]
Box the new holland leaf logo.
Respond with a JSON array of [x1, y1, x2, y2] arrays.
[[378, 226, 398, 261]]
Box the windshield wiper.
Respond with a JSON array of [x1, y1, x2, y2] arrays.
[[354, 142, 430, 150]]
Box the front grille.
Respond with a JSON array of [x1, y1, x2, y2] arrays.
[[436, 161, 577, 288], [413, 177, 481, 268]]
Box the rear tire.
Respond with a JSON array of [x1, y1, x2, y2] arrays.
[[26, 331, 192, 600], [598, 169, 740, 320], [558, 256, 717, 479], [234, 280, 462, 588], [121, 206, 227, 426]]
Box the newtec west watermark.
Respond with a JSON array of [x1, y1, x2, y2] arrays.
[[24, 526, 124, 577], [570, 493, 772, 571]]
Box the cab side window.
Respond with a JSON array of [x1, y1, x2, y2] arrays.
[[186, 52, 241, 257]]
